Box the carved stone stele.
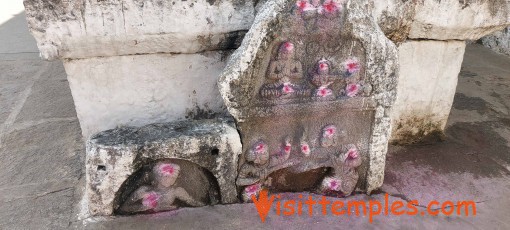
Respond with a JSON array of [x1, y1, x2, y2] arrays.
[[218, 0, 398, 199]]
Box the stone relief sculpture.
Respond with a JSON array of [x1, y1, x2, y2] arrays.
[[320, 144, 362, 196], [216, 0, 398, 207], [118, 162, 204, 213], [237, 141, 270, 201], [217, 0, 396, 202], [270, 137, 293, 166], [310, 59, 339, 99], [260, 42, 309, 99], [115, 160, 221, 215]]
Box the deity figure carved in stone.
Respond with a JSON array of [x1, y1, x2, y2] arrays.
[[320, 144, 361, 196], [238, 141, 270, 188], [260, 42, 309, 99], [320, 124, 339, 147], [311, 59, 339, 99], [270, 136, 293, 166], [119, 163, 204, 213]]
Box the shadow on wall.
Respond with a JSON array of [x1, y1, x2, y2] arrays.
[[113, 159, 221, 215]]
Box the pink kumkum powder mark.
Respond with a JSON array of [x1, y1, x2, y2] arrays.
[[254, 142, 266, 154], [159, 164, 175, 176], [325, 177, 340, 191], [346, 83, 360, 97], [282, 42, 294, 52], [319, 62, 328, 71], [301, 144, 311, 155], [322, 0, 339, 13], [284, 144, 292, 154], [348, 148, 359, 159], [296, 0, 314, 12], [142, 192, 160, 209], [323, 125, 336, 138], [282, 83, 295, 94], [316, 87, 332, 97], [345, 59, 360, 74], [245, 183, 261, 196]]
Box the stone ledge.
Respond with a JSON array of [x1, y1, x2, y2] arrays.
[[23, 0, 255, 60]]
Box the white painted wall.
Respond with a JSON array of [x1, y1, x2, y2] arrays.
[[391, 40, 466, 141], [64, 52, 229, 138]]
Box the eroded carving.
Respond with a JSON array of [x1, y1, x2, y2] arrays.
[[260, 42, 309, 99], [117, 161, 214, 214], [237, 141, 270, 187], [219, 0, 398, 202], [320, 144, 362, 196], [311, 59, 339, 99]]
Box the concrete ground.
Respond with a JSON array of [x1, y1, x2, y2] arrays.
[[1, 11, 510, 230]]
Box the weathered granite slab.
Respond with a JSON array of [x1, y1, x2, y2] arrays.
[[218, 0, 398, 198], [85, 119, 241, 216]]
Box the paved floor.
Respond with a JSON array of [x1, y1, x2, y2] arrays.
[[1, 11, 510, 230]]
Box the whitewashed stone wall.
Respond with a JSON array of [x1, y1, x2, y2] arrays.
[[391, 40, 466, 144], [64, 52, 231, 138], [24, 0, 255, 138], [24, 0, 510, 141]]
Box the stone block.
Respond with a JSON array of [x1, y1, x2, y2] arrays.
[[391, 40, 466, 145], [85, 119, 241, 216], [23, 0, 255, 60], [374, 0, 510, 42], [64, 51, 231, 139]]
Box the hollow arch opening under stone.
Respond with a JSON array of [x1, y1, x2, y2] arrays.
[[113, 158, 221, 215]]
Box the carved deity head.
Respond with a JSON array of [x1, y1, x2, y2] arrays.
[[246, 141, 270, 166], [321, 0, 341, 14], [278, 42, 295, 60], [345, 83, 360, 97], [341, 58, 360, 78], [317, 59, 330, 75], [296, 0, 315, 12], [152, 162, 181, 188], [322, 125, 337, 139], [342, 144, 362, 168]]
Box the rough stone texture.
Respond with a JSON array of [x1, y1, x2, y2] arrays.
[[23, 0, 255, 60], [219, 0, 398, 195], [391, 40, 466, 144], [372, 0, 417, 43], [408, 0, 510, 40], [481, 27, 510, 56], [85, 119, 242, 216], [64, 51, 232, 139], [374, 0, 510, 42]]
